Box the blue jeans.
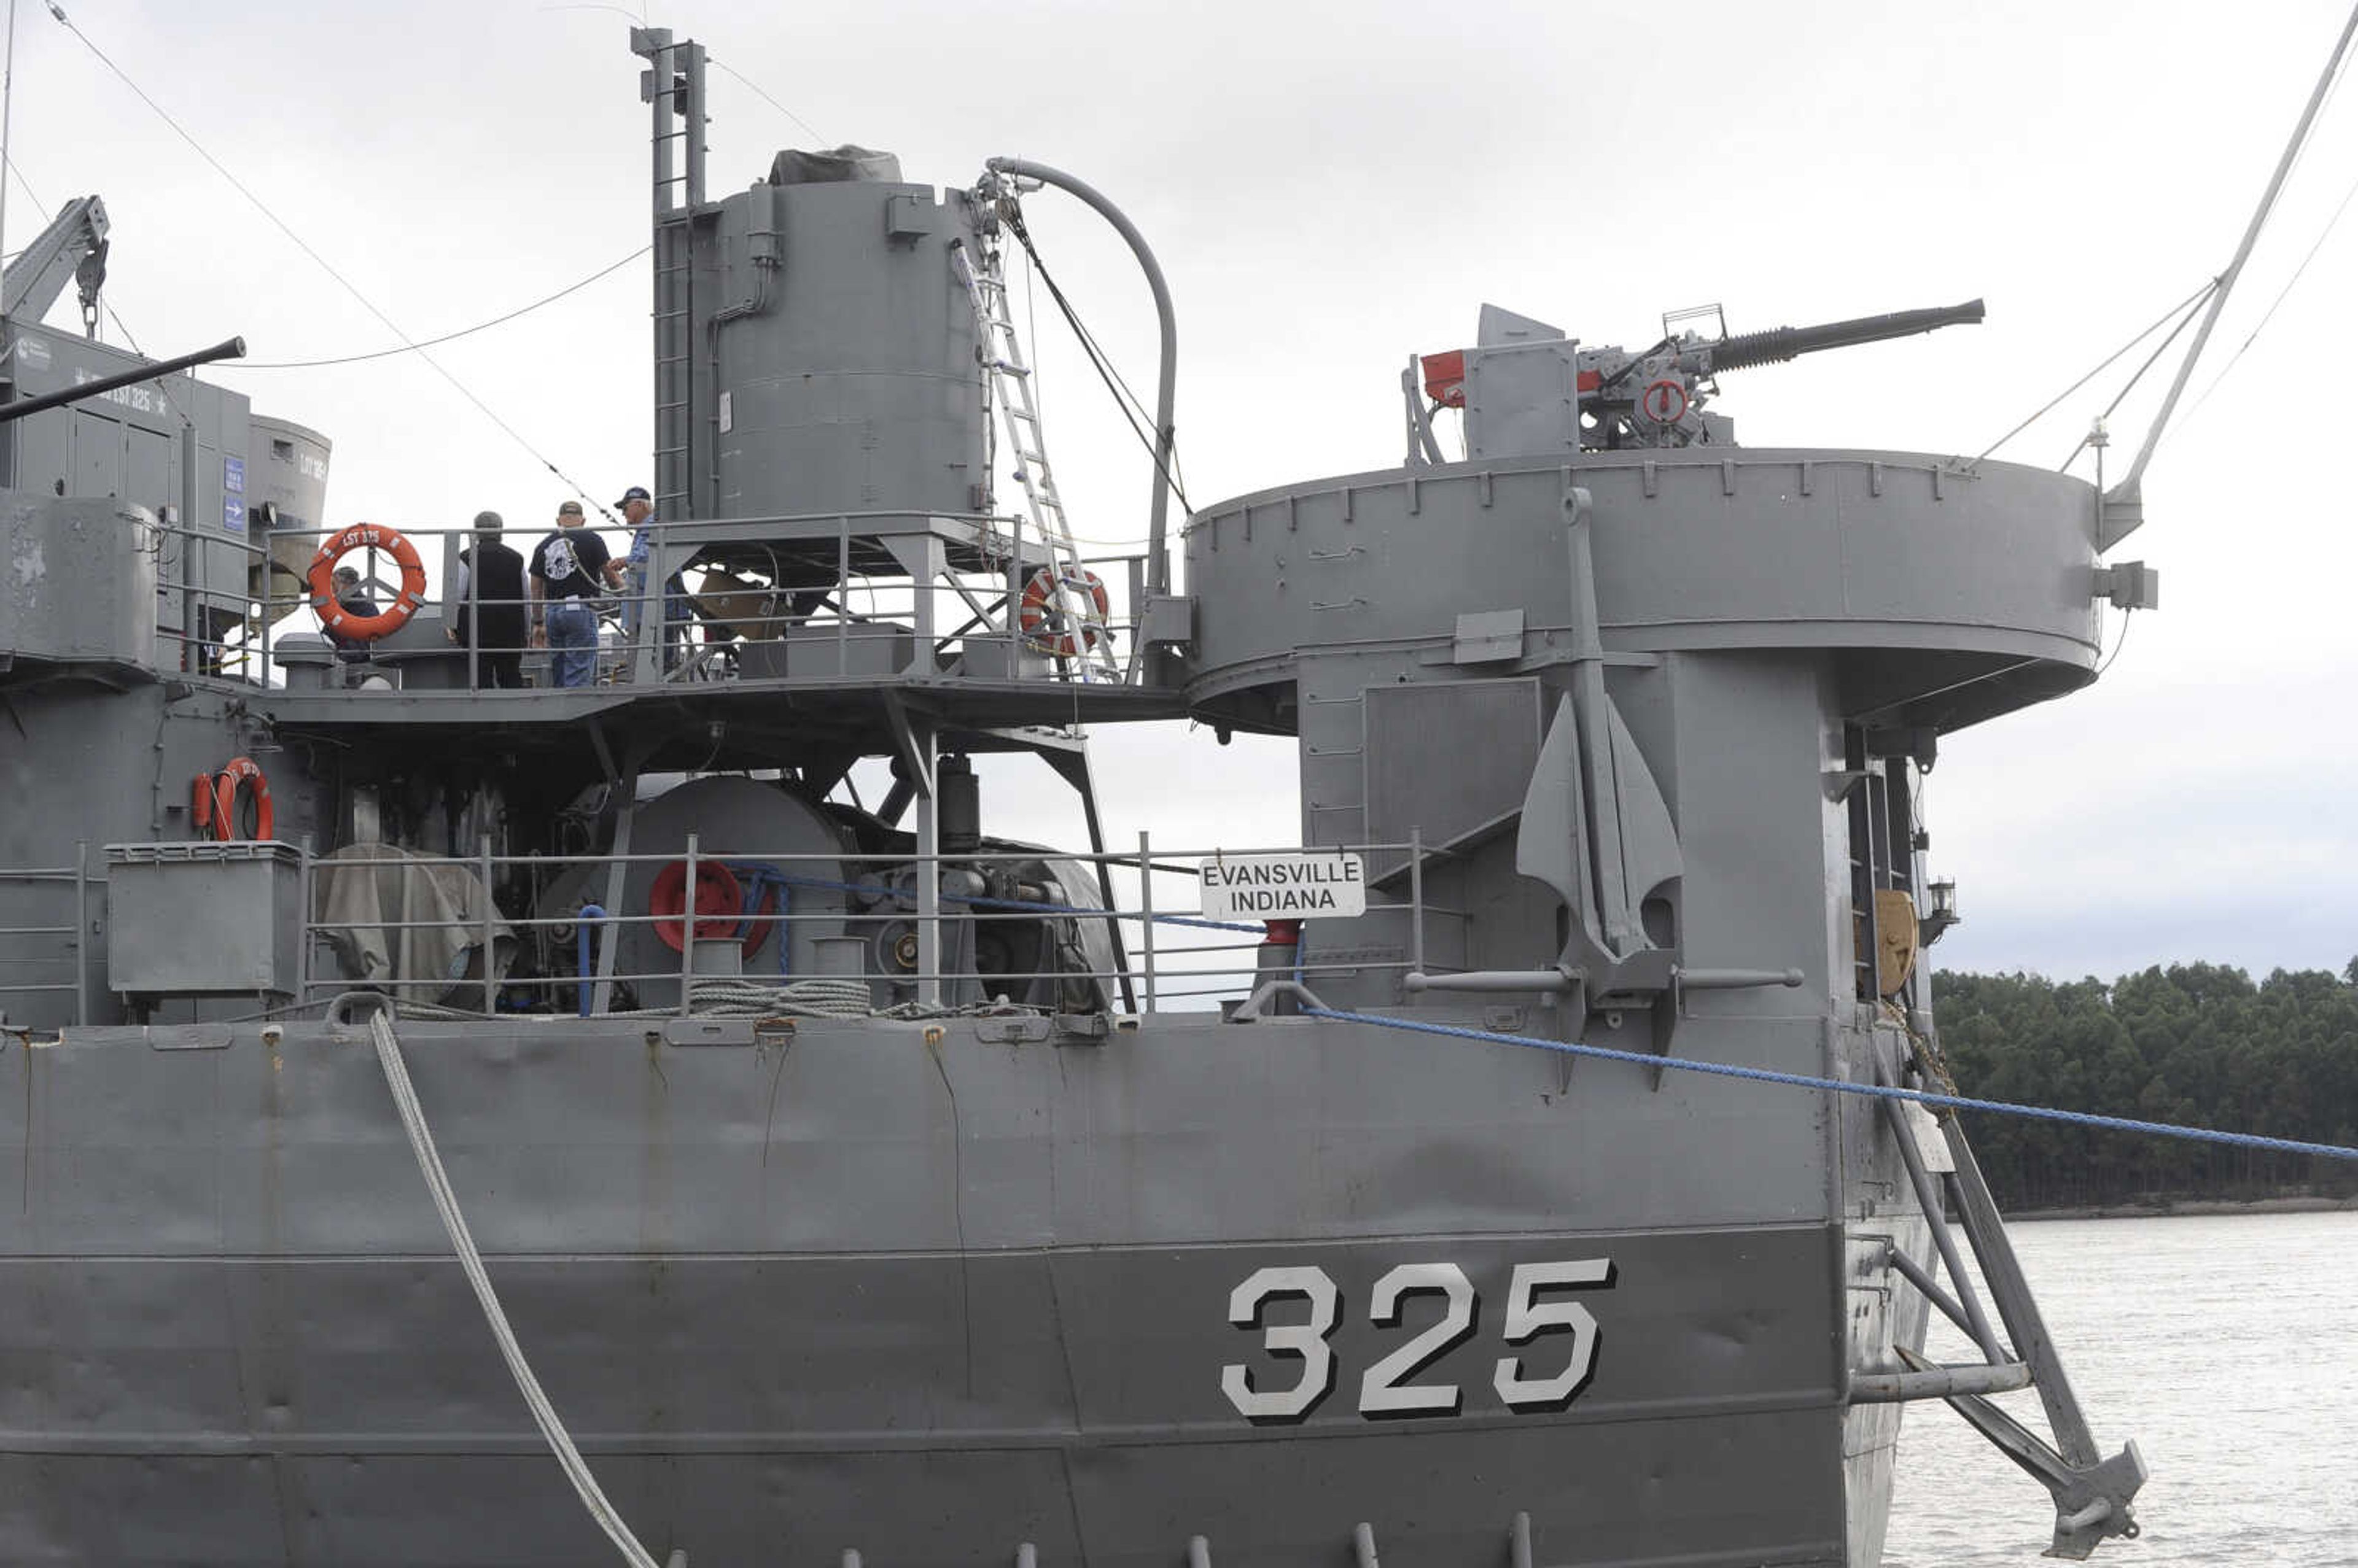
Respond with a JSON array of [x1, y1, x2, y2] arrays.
[[626, 567, 693, 673], [545, 599, 599, 688]]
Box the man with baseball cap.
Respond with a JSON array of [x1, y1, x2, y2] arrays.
[[617, 484, 691, 675]]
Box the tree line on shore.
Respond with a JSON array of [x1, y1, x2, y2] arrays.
[[1930, 961, 2358, 1212]]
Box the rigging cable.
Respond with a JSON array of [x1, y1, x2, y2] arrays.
[[2111, 0, 2358, 496], [42, 1, 621, 519], [2055, 283, 2220, 472], [1294, 1004, 2358, 1165], [230, 247, 650, 368], [708, 55, 826, 145], [1005, 206, 1193, 517], [2172, 152, 2358, 435], [1974, 279, 2214, 464]]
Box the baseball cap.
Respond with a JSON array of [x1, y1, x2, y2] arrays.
[[557, 500, 585, 517], [614, 485, 652, 507], [473, 510, 503, 531]]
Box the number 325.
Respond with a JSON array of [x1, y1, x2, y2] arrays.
[[1219, 1260, 1615, 1423]]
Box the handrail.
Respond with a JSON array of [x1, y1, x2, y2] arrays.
[[157, 513, 1157, 693]]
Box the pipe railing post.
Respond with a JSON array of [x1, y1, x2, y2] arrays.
[[1138, 829, 1155, 1014], [1409, 824, 1425, 986], [679, 832, 699, 1017], [72, 839, 88, 1027], [478, 834, 496, 1015]]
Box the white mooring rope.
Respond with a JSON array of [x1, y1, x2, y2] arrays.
[[369, 1010, 664, 1568]]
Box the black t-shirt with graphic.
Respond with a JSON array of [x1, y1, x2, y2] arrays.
[[530, 527, 612, 600]]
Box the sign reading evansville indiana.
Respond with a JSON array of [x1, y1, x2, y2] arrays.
[[1199, 852, 1368, 920]]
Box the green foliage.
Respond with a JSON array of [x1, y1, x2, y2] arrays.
[[1932, 961, 2358, 1211]]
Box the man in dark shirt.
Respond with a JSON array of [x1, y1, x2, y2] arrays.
[[328, 566, 378, 664], [528, 500, 623, 688], [446, 509, 531, 689]]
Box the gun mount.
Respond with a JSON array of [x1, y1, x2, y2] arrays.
[[1409, 298, 1985, 460]]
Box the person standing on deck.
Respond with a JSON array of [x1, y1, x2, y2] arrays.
[[529, 501, 623, 688], [618, 484, 691, 674], [446, 510, 531, 689]]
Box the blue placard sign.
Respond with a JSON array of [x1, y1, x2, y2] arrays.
[[223, 455, 246, 494], [223, 496, 247, 533]]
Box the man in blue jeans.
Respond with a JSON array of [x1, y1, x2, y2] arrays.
[[617, 484, 692, 675], [527, 500, 625, 688]]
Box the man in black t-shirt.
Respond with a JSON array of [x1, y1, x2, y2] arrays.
[[328, 565, 378, 664], [446, 510, 531, 688], [529, 500, 623, 688]]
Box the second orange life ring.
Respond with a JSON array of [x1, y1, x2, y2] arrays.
[[1017, 566, 1110, 658], [211, 756, 275, 842]]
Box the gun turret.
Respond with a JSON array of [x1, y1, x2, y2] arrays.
[[1406, 296, 1988, 464], [1708, 299, 1986, 374]]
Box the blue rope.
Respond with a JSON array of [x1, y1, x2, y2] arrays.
[[1301, 1004, 2358, 1165]]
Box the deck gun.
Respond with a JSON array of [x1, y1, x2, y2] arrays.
[[1411, 298, 1985, 459]]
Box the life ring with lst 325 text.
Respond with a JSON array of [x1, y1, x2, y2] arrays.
[[307, 522, 427, 642], [1017, 565, 1110, 658], [211, 756, 275, 842]]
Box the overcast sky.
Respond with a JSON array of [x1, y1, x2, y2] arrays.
[[8, 0, 2354, 984]]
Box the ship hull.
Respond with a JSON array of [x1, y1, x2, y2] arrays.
[[1, 1009, 1925, 1566]]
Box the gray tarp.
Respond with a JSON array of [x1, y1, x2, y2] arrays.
[[767, 144, 903, 185], [314, 843, 514, 1004]]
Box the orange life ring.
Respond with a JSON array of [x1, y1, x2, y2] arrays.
[[307, 522, 427, 643], [1017, 566, 1110, 658], [211, 756, 275, 842]]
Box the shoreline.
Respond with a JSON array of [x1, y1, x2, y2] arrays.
[[2007, 1193, 2358, 1222]]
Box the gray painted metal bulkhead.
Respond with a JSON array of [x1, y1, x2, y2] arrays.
[[690, 176, 989, 520], [1182, 449, 2101, 736]]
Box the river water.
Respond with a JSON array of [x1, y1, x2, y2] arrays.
[[1883, 1209, 2358, 1566]]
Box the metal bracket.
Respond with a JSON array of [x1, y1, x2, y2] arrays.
[[662, 1017, 753, 1047], [1051, 1012, 1111, 1044], [975, 1015, 1053, 1045], [2089, 561, 2160, 611], [1228, 979, 1330, 1021]]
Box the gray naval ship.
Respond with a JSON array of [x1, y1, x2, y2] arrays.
[[0, 29, 2154, 1567]]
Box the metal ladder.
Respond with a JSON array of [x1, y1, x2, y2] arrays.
[[953, 239, 1120, 681]]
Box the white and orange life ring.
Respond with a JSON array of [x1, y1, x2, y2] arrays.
[[209, 756, 275, 842], [307, 522, 427, 643], [1016, 566, 1110, 658]]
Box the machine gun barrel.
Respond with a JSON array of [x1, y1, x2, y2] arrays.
[[0, 335, 246, 424], [1708, 300, 1984, 373]]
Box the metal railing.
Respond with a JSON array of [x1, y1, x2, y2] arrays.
[[284, 833, 1458, 1021], [155, 511, 1156, 695], [0, 830, 1469, 1026]]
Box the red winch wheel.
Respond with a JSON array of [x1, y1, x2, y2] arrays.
[[650, 859, 762, 952]]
